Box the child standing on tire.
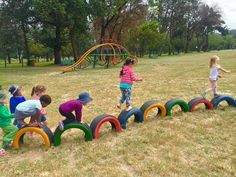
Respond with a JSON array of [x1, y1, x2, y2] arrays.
[[202, 55, 231, 98], [58, 92, 93, 131], [31, 85, 48, 126], [117, 57, 143, 111], [0, 89, 18, 156], [8, 85, 26, 129]]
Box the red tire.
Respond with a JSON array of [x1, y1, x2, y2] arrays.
[[90, 114, 121, 139], [188, 97, 214, 112]]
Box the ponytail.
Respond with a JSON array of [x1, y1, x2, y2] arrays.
[[31, 87, 35, 97], [120, 57, 135, 77], [119, 64, 125, 77]]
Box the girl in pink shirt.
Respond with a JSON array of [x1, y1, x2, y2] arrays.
[[31, 85, 48, 125], [117, 57, 142, 111]]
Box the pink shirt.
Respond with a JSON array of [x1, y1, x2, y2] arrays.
[[120, 65, 139, 85]]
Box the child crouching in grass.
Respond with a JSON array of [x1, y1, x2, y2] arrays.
[[14, 95, 51, 127], [0, 89, 18, 156]]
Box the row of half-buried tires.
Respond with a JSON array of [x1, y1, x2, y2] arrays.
[[12, 95, 236, 148]]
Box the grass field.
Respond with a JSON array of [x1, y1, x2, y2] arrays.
[[0, 50, 236, 177]]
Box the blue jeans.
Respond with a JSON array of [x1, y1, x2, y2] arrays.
[[120, 88, 132, 108]]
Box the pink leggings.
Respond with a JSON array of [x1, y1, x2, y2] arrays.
[[205, 79, 217, 94]]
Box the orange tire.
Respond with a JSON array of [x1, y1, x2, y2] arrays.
[[13, 126, 51, 149]]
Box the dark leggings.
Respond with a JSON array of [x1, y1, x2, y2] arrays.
[[59, 108, 75, 125]]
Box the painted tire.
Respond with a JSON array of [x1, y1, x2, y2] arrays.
[[188, 97, 214, 112], [211, 95, 236, 109], [53, 122, 93, 146], [13, 126, 52, 149], [90, 114, 121, 139], [118, 108, 143, 129], [140, 100, 166, 121], [165, 99, 189, 116]]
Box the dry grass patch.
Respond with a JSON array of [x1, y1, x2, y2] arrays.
[[0, 50, 236, 177]]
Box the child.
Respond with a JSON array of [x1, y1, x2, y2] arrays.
[[117, 57, 143, 111], [0, 89, 18, 156], [31, 85, 48, 126], [8, 85, 26, 129], [58, 92, 93, 131], [202, 55, 231, 98], [14, 95, 51, 127]]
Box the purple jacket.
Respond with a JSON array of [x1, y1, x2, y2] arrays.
[[59, 100, 83, 122]]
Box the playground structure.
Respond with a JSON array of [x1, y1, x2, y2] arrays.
[[12, 95, 236, 148], [62, 43, 137, 73]]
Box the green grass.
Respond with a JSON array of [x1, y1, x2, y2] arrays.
[[0, 50, 236, 177]]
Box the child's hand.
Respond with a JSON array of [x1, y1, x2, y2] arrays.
[[29, 122, 41, 127], [138, 78, 143, 81]]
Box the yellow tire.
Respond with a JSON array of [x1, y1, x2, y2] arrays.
[[140, 101, 166, 122], [13, 127, 51, 149]]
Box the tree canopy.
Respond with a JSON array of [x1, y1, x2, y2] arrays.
[[0, 0, 235, 64]]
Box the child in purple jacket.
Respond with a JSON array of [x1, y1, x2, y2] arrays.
[[58, 92, 93, 131], [117, 57, 142, 111]]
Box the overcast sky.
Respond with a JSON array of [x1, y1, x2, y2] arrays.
[[202, 0, 236, 29]]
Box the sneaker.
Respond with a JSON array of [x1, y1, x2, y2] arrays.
[[58, 121, 64, 131], [214, 93, 221, 98], [2, 141, 12, 149], [116, 104, 121, 109], [201, 92, 207, 98], [126, 106, 132, 111], [0, 149, 6, 156]]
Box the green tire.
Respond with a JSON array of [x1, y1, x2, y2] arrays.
[[165, 99, 189, 116], [53, 122, 93, 146]]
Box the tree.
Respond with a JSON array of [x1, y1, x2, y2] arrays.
[[195, 4, 224, 51], [90, 0, 147, 43], [126, 21, 165, 57], [33, 0, 90, 64], [1, 0, 35, 65]]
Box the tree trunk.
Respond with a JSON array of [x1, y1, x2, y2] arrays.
[[7, 54, 11, 64], [22, 23, 30, 65], [184, 28, 191, 53], [54, 25, 62, 64], [69, 27, 78, 62], [17, 48, 22, 63]]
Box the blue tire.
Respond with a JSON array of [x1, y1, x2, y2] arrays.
[[211, 95, 236, 109], [118, 108, 143, 129]]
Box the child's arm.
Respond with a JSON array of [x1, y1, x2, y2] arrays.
[[75, 104, 82, 123], [0, 107, 14, 119], [130, 70, 143, 81], [220, 67, 231, 73]]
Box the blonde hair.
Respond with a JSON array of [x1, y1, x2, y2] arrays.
[[209, 55, 220, 68], [31, 85, 46, 96]]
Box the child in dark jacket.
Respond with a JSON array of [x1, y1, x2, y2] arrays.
[[9, 86, 26, 128]]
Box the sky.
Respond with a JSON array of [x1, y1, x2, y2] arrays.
[[203, 0, 236, 29]]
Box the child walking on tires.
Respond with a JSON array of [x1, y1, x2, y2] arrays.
[[117, 57, 143, 111], [58, 92, 93, 131], [202, 55, 231, 98]]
